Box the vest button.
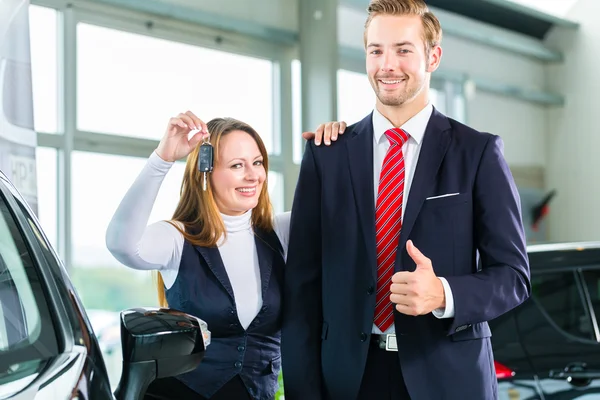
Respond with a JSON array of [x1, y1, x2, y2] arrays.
[[230, 309, 236, 315], [360, 332, 367, 342], [234, 361, 242, 368], [238, 345, 245, 352], [366, 286, 374, 295]]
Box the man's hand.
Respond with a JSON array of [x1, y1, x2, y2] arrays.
[[302, 121, 347, 146], [390, 240, 446, 316]]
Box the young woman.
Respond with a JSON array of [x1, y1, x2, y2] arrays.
[[106, 111, 341, 400]]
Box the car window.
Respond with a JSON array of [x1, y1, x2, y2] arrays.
[[531, 270, 595, 340], [580, 268, 600, 332], [0, 190, 58, 396]]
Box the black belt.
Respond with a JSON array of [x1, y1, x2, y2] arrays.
[[370, 334, 398, 351]]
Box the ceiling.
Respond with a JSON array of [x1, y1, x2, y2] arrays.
[[424, 0, 576, 39]]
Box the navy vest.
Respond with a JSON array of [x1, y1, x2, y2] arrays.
[[165, 227, 284, 399]]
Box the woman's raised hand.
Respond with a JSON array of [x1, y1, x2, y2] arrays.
[[155, 111, 209, 162]]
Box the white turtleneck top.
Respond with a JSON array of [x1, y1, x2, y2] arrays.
[[105, 151, 290, 330]]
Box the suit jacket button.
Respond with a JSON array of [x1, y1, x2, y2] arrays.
[[234, 361, 242, 368], [360, 332, 367, 342], [366, 286, 374, 295]]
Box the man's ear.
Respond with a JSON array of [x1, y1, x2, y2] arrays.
[[427, 45, 442, 73]]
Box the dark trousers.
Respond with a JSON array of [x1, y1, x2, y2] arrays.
[[144, 375, 253, 400], [357, 341, 411, 400]]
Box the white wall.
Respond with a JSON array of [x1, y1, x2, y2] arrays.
[[544, 0, 600, 242], [337, 5, 548, 167]]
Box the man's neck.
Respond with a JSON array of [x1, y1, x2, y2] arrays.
[[376, 93, 429, 128]]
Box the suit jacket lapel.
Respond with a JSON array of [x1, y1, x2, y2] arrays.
[[195, 245, 235, 301], [398, 108, 452, 253], [347, 113, 377, 281]]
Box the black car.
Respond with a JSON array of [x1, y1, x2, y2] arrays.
[[0, 170, 211, 399], [493, 241, 600, 399]]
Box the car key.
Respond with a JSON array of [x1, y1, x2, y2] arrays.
[[198, 137, 213, 191]]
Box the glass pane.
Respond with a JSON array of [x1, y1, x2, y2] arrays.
[[429, 87, 446, 115], [531, 271, 593, 340], [71, 151, 184, 313], [0, 190, 58, 394], [28, 5, 58, 133], [77, 24, 275, 153], [452, 92, 467, 123], [337, 69, 376, 125], [268, 171, 284, 215], [35, 147, 57, 249]]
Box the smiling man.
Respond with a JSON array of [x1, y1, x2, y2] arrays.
[[282, 1, 531, 399]]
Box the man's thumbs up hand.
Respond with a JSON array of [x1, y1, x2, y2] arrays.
[[407, 240, 433, 271], [390, 240, 446, 316]]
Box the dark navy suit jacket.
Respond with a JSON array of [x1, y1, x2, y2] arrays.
[[281, 108, 531, 400]]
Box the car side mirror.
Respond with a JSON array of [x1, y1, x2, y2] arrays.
[[113, 307, 210, 400]]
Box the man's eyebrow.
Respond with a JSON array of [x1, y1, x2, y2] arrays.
[[394, 41, 416, 47], [367, 41, 416, 48]]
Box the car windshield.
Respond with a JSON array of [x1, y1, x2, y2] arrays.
[[0, 184, 58, 396]]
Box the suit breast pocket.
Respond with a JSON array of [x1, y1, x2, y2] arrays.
[[423, 193, 470, 208], [411, 192, 473, 275]]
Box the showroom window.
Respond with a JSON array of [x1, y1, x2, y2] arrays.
[[76, 23, 276, 154]]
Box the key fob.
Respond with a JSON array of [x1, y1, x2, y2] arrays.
[[198, 142, 213, 172]]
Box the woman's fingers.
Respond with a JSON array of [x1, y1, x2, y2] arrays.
[[185, 110, 208, 133], [169, 117, 187, 131]]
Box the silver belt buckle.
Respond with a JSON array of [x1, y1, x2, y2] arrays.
[[384, 334, 398, 352]]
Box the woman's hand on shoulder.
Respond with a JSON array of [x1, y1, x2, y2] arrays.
[[155, 111, 209, 162]]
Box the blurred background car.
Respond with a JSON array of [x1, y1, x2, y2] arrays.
[[493, 242, 600, 399]]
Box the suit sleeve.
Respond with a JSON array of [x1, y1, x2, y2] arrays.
[[281, 141, 324, 399], [444, 135, 531, 334]]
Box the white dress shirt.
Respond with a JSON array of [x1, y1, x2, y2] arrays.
[[371, 104, 455, 335]]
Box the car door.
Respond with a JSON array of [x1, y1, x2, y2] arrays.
[[0, 175, 114, 399], [517, 247, 600, 400], [0, 185, 62, 397], [491, 308, 542, 400]]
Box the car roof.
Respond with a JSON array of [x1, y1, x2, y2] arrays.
[[527, 241, 600, 271], [527, 241, 600, 253]]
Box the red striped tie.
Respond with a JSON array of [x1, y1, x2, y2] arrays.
[[374, 128, 409, 332]]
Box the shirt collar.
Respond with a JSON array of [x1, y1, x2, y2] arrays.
[[372, 103, 433, 145]]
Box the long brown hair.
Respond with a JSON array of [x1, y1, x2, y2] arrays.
[[154, 117, 274, 307]]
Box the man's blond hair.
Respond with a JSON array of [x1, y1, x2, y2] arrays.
[[364, 0, 442, 54]]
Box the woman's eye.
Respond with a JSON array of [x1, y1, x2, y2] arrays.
[[254, 160, 264, 166], [231, 164, 242, 169]]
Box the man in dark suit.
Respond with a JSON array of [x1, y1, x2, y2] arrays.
[[281, 0, 531, 399]]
